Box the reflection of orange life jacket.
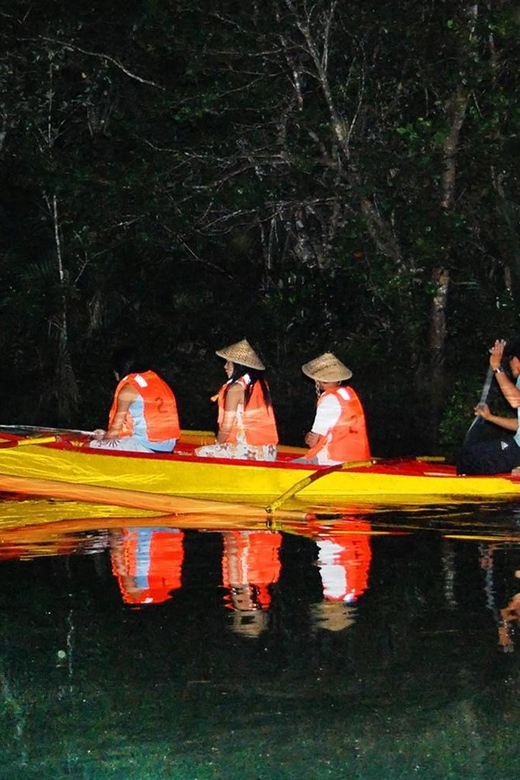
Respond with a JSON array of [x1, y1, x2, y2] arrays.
[[108, 371, 180, 442], [217, 377, 278, 446], [222, 531, 282, 608], [112, 528, 184, 605], [306, 386, 370, 462], [315, 524, 372, 602]]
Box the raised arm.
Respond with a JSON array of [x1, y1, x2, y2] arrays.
[[490, 339, 520, 409]]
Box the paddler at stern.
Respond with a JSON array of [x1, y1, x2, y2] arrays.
[[457, 338, 520, 475]]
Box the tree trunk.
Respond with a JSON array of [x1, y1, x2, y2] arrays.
[[428, 2, 474, 444], [44, 192, 79, 420]]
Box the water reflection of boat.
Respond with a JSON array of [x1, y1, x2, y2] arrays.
[[0, 500, 375, 635], [0, 499, 149, 559], [11, 499, 520, 646], [2, 429, 520, 509]]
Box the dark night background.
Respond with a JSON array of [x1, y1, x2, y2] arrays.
[[1, 0, 520, 457]]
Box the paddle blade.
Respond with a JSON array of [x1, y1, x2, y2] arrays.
[[462, 366, 497, 448]]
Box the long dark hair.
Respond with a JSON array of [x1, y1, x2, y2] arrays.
[[224, 362, 273, 408], [111, 346, 151, 379]]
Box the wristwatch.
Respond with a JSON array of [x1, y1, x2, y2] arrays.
[[493, 366, 505, 374]]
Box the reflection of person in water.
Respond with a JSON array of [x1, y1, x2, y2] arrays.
[[479, 543, 520, 653], [497, 569, 520, 653], [110, 528, 184, 606], [309, 519, 372, 632], [498, 590, 520, 653], [222, 530, 282, 638]]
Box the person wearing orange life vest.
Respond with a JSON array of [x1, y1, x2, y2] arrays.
[[222, 530, 282, 610], [297, 352, 371, 466], [91, 346, 180, 452], [313, 520, 372, 603], [195, 339, 278, 461], [306, 517, 372, 632], [222, 529, 282, 638], [110, 528, 185, 606]]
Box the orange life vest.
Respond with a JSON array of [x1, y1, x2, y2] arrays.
[[222, 530, 282, 609], [315, 523, 372, 602], [108, 370, 180, 442], [112, 528, 184, 605], [217, 376, 278, 446], [306, 385, 370, 462]]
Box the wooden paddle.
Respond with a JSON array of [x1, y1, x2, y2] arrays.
[[0, 429, 97, 449], [0, 424, 95, 437], [0, 425, 214, 446], [265, 454, 447, 514], [265, 459, 374, 514], [463, 364, 495, 448], [0, 435, 61, 449]]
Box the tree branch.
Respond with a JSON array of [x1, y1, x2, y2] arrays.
[[37, 37, 165, 90]]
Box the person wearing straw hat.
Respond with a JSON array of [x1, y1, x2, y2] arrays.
[[195, 339, 279, 461], [296, 352, 370, 465]]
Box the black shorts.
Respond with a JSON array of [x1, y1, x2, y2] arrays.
[[457, 437, 520, 475]]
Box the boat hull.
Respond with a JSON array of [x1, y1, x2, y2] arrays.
[[0, 437, 520, 506]]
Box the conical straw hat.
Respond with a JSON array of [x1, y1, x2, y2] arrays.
[[310, 602, 356, 632], [216, 339, 265, 371], [231, 609, 269, 638], [301, 352, 352, 382]]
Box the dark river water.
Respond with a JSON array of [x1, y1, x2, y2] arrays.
[[1, 497, 520, 778]]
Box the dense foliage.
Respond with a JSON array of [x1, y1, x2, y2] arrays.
[[1, 0, 520, 455]]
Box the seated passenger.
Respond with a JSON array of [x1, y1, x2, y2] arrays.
[[91, 346, 180, 452], [295, 352, 371, 466], [457, 338, 520, 475], [195, 339, 278, 461]]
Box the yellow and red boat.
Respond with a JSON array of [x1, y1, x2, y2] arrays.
[[0, 426, 520, 512]]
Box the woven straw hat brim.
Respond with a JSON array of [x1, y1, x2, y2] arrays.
[[302, 352, 352, 382], [310, 603, 356, 632], [215, 339, 265, 371]]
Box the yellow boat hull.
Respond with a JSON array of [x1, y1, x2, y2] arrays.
[[0, 439, 519, 507]]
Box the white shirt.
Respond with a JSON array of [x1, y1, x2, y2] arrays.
[[311, 393, 342, 436], [311, 388, 353, 465]]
